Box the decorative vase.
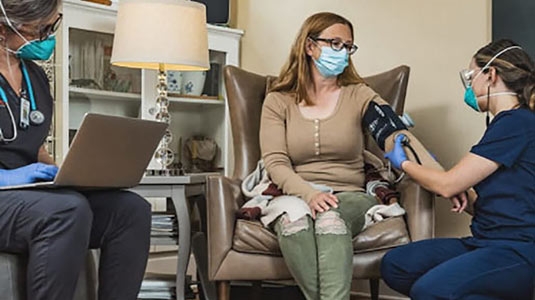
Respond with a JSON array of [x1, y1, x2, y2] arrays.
[[181, 71, 206, 96], [167, 71, 183, 93]]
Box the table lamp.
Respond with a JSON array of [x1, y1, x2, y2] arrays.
[[111, 0, 209, 174]]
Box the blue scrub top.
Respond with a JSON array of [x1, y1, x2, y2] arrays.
[[470, 108, 535, 244]]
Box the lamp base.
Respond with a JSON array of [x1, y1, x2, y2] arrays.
[[153, 64, 175, 173]]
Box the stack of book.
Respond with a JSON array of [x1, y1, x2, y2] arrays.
[[138, 273, 176, 300], [151, 213, 177, 239], [138, 273, 196, 300]]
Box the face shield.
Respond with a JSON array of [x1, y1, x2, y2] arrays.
[[459, 45, 523, 90]]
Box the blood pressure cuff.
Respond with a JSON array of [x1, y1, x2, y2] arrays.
[[363, 101, 407, 151]]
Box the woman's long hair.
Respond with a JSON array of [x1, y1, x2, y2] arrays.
[[269, 12, 364, 105]]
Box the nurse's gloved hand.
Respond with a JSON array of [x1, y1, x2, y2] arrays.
[[384, 134, 408, 170], [0, 163, 58, 187]]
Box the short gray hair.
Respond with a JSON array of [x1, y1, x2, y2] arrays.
[[0, 0, 60, 26]]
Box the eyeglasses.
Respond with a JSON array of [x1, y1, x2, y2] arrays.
[[310, 37, 358, 55], [37, 13, 62, 41], [18, 13, 63, 41], [39, 13, 63, 41], [459, 69, 475, 89]]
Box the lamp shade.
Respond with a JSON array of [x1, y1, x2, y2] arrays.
[[111, 0, 209, 71]]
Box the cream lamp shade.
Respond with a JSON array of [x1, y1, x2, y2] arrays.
[[111, 0, 209, 71]]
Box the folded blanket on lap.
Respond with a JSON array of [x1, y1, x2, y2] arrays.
[[237, 159, 405, 229]]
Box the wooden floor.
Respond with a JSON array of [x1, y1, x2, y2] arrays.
[[224, 284, 305, 300], [201, 284, 388, 300], [350, 296, 376, 300]]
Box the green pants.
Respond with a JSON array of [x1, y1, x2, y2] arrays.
[[272, 192, 376, 300]]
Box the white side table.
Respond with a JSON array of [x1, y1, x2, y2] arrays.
[[130, 175, 205, 300]]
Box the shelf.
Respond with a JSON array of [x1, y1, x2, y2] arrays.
[[69, 88, 223, 105], [69, 87, 141, 102], [64, 0, 119, 12], [69, 87, 224, 105], [150, 236, 178, 246], [168, 95, 224, 106], [141, 174, 207, 185]]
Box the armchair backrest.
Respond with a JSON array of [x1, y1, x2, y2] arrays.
[[224, 65, 410, 180]]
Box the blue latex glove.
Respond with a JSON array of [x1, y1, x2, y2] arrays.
[[384, 134, 408, 170], [0, 163, 58, 187]]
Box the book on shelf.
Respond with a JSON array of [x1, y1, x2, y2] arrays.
[[139, 273, 195, 299]]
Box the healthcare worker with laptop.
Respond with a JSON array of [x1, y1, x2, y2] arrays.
[[0, 0, 153, 299]]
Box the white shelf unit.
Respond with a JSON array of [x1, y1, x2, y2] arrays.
[[55, 0, 243, 176], [69, 87, 141, 102]]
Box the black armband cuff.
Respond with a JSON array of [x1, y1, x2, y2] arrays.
[[363, 101, 407, 150]]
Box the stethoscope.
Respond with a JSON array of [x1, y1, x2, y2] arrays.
[[0, 61, 44, 143]]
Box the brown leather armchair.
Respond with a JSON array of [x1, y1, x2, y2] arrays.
[[206, 65, 435, 300]]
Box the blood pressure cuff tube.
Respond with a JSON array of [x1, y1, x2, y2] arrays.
[[363, 101, 407, 151], [363, 100, 444, 172]]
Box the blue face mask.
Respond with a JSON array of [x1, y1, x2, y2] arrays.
[[14, 35, 56, 61], [313, 46, 349, 78]]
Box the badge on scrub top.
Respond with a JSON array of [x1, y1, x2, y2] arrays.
[[20, 97, 30, 129]]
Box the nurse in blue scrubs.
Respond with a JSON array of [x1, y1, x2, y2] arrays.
[[381, 39, 535, 299]]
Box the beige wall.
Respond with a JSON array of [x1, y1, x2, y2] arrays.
[[236, 0, 491, 239]]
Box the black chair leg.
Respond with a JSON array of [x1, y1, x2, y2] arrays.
[[251, 281, 262, 300], [369, 278, 380, 300]]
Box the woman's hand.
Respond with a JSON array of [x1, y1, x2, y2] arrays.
[[449, 191, 468, 213], [309, 192, 339, 218]]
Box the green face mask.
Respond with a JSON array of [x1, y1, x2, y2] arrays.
[[14, 35, 56, 61], [463, 86, 480, 112]]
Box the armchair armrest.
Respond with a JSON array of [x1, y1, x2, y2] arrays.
[[206, 175, 243, 280], [397, 177, 435, 241]]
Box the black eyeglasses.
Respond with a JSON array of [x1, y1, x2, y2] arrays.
[[310, 37, 358, 55], [37, 13, 63, 41]]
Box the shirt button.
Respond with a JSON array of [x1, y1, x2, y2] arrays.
[[315, 142, 319, 147], [315, 133, 319, 137], [315, 151, 320, 155], [314, 119, 319, 123]]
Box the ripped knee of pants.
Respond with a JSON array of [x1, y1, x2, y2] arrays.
[[315, 211, 348, 235], [279, 214, 310, 236]]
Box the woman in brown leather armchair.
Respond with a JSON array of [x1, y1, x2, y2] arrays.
[[259, 12, 399, 300]]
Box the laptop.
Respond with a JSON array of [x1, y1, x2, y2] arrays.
[[0, 113, 168, 190]]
